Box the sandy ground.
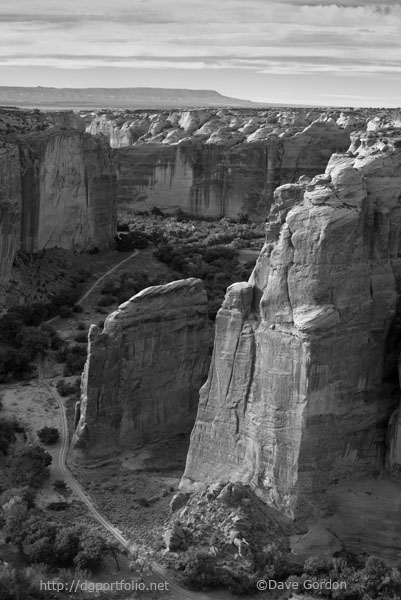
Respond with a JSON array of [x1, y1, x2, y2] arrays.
[[0, 380, 73, 508]]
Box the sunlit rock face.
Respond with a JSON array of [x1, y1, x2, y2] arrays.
[[0, 141, 21, 284], [19, 131, 117, 252], [74, 279, 212, 455], [112, 119, 350, 220], [182, 140, 401, 518]]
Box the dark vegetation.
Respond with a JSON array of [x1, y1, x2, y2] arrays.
[[181, 549, 401, 598], [117, 210, 263, 319], [0, 253, 89, 380], [56, 378, 80, 398], [37, 426, 59, 445], [0, 415, 117, 599]]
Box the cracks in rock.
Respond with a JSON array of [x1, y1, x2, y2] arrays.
[[243, 327, 256, 417]]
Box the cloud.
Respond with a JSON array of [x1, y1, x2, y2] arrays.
[[0, 0, 400, 79]]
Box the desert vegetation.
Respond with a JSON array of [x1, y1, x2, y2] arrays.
[[117, 210, 263, 318]]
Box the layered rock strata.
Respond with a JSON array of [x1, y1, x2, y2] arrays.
[[114, 120, 350, 220], [182, 139, 401, 518], [74, 279, 212, 454]]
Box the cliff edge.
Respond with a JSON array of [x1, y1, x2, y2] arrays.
[[73, 278, 212, 455], [181, 138, 401, 519]]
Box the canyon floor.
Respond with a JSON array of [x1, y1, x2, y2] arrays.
[[0, 241, 267, 598]]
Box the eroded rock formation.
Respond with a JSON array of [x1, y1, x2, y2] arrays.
[[19, 130, 117, 252], [181, 138, 401, 518], [0, 108, 117, 286], [112, 119, 350, 220], [74, 279, 212, 455]]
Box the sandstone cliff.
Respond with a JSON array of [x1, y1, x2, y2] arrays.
[[182, 139, 401, 518], [74, 279, 212, 455], [113, 118, 350, 220], [0, 109, 117, 287], [19, 131, 117, 251], [0, 141, 21, 284]]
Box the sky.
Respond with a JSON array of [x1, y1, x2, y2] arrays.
[[0, 0, 400, 107]]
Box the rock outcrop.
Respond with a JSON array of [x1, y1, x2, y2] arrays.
[[19, 130, 117, 252], [74, 279, 212, 455], [181, 138, 401, 518], [113, 119, 350, 220], [0, 108, 117, 287], [0, 141, 21, 284]]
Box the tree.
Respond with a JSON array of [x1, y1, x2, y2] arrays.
[[54, 526, 82, 567], [7, 445, 52, 488], [73, 528, 107, 571], [37, 426, 59, 445], [16, 326, 50, 359], [21, 515, 57, 565], [0, 419, 17, 455]]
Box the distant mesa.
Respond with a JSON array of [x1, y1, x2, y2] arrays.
[[0, 86, 260, 109]]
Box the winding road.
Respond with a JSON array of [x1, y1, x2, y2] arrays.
[[77, 249, 139, 305], [38, 365, 220, 600]]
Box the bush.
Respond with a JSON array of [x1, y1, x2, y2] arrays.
[[56, 379, 80, 397], [150, 206, 164, 217], [7, 444, 52, 487], [73, 304, 84, 313], [37, 426, 59, 445], [16, 326, 50, 360], [237, 212, 249, 224], [0, 418, 18, 455], [53, 479, 67, 492]]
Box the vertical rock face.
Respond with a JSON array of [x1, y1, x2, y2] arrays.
[[0, 141, 21, 284], [74, 279, 212, 455], [182, 142, 401, 518], [19, 131, 117, 251], [0, 109, 118, 288], [114, 121, 349, 220]]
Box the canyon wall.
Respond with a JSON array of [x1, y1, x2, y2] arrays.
[[88, 110, 351, 220], [74, 279, 212, 455], [181, 138, 401, 518], [115, 121, 349, 220], [0, 141, 21, 284], [0, 109, 117, 287], [19, 131, 117, 252]]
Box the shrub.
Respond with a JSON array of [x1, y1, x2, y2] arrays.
[[0, 418, 18, 455], [37, 426, 59, 445], [7, 445, 52, 487], [53, 479, 67, 492], [237, 212, 249, 224], [72, 304, 84, 313], [56, 379, 80, 397], [150, 206, 164, 217], [16, 326, 50, 359]]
